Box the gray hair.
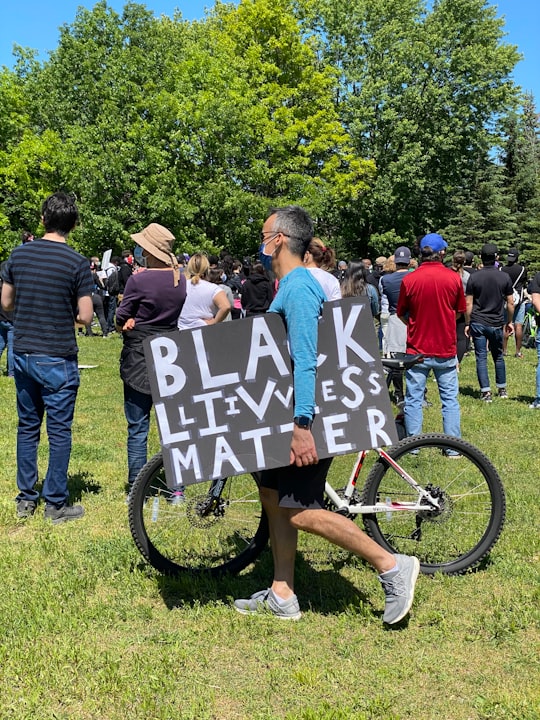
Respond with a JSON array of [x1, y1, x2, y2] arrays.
[[267, 205, 314, 258]]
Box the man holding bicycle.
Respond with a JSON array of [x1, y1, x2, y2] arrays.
[[234, 206, 420, 624]]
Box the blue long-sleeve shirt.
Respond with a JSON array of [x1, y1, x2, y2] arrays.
[[269, 267, 326, 418]]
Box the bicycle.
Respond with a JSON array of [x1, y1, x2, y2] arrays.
[[128, 355, 506, 578]]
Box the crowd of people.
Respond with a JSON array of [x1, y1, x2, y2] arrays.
[[2, 192, 540, 624]]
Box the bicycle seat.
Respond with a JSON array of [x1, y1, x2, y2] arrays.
[[381, 354, 424, 370]]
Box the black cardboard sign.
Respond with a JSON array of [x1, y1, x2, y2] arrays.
[[144, 297, 397, 487]]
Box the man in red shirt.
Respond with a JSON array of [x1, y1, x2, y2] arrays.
[[397, 233, 466, 442]]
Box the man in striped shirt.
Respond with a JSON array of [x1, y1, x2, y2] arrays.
[[1, 192, 94, 523]]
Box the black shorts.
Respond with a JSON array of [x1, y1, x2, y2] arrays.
[[259, 457, 333, 510]]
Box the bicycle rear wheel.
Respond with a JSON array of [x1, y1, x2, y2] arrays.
[[361, 434, 505, 575], [128, 452, 269, 576]]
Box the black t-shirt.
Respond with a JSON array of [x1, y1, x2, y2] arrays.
[[467, 266, 513, 327], [530, 272, 540, 316], [501, 262, 527, 299]]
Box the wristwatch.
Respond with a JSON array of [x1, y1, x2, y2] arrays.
[[293, 416, 313, 429]]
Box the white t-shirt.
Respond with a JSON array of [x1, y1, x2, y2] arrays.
[[307, 267, 342, 301], [178, 278, 222, 330]]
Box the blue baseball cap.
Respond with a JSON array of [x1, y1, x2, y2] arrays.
[[420, 233, 447, 252]]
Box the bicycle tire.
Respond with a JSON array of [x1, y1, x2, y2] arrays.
[[360, 434, 506, 575], [128, 452, 269, 577]]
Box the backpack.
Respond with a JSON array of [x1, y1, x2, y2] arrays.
[[106, 267, 120, 296]]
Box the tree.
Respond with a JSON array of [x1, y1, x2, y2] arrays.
[[500, 93, 540, 271], [297, 0, 521, 254]]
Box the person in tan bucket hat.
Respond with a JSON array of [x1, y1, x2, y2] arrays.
[[130, 223, 181, 286], [116, 222, 187, 496]]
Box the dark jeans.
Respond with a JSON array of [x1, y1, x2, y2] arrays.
[[14, 352, 80, 506], [87, 294, 108, 336], [0, 319, 14, 375], [470, 322, 506, 391], [124, 384, 153, 487], [105, 295, 117, 333]]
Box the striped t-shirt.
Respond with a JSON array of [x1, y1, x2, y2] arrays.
[[2, 239, 93, 356]]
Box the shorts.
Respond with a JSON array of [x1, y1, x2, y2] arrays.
[[260, 457, 333, 510], [504, 301, 525, 325]]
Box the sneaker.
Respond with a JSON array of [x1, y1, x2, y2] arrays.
[[16, 499, 37, 518], [168, 489, 185, 505], [44, 503, 84, 525], [515, 352, 523, 359], [497, 388, 508, 399], [480, 391, 492, 403], [529, 399, 540, 409], [234, 588, 302, 620], [379, 555, 420, 624], [444, 450, 462, 459]]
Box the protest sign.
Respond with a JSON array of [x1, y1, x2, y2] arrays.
[[145, 297, 397, 488], [101, 249, 112, 270]]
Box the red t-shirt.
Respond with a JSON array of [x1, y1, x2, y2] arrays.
[[396, 262, 466, 358]]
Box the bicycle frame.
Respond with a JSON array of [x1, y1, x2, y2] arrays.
[[324, 448, 442, 515]]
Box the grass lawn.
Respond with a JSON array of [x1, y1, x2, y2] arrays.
[[0, 334, 539, 720]]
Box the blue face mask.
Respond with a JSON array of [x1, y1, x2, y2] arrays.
[[259, 242, 273, 271], [133, 244, 146, 268]]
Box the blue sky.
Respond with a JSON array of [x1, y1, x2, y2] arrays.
[[0, 0, 539, 103]]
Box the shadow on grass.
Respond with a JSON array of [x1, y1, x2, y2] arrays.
[[67, 471, 102, 501], [154, 549, 376, 618]]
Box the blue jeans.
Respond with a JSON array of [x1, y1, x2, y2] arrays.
[[124, 384, 153, 487], [404, 356, 461, 438], [0, 320, 14, 376], [470, 323, 506, 391], [14, 353, 80, 506]]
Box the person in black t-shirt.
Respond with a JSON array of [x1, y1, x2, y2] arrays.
[[528, 272, 540, 409], [501, 248, 527, 357], [465, 244, 513, 402]]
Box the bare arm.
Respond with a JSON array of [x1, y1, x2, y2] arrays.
[[208, 290, 230, 324], [76, 295, 94, 326], [505, 295, 514, 325], [464, 295, 473, 337], [1, 282, 15, 312], [532, 293, 540, 315]]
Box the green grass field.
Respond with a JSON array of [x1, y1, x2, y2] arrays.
[[0, 334, 539, 720]]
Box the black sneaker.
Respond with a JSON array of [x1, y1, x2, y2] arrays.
[[16, 500, 37, 518], [44, 503, 85, 525], [480, 391, 492, 403]]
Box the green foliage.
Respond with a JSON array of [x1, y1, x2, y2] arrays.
[[0, 0, 532, 262], [298, 0, 521, 249], [0, 337, 539, 718]]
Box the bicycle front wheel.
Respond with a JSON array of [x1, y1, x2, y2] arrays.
[[361, 434, 506, 575], [128, 452, 269, 576]]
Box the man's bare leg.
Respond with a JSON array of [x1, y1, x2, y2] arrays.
[[289, 507, 397, 574], [260, 486, 298, 599], [515, 322, 523, 355]]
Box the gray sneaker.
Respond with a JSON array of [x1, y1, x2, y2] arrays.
[[16, 499, 37, 518], [234, 588, 302, 620], [379, 555, 420, 624], [44, 503, 85, 525]]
